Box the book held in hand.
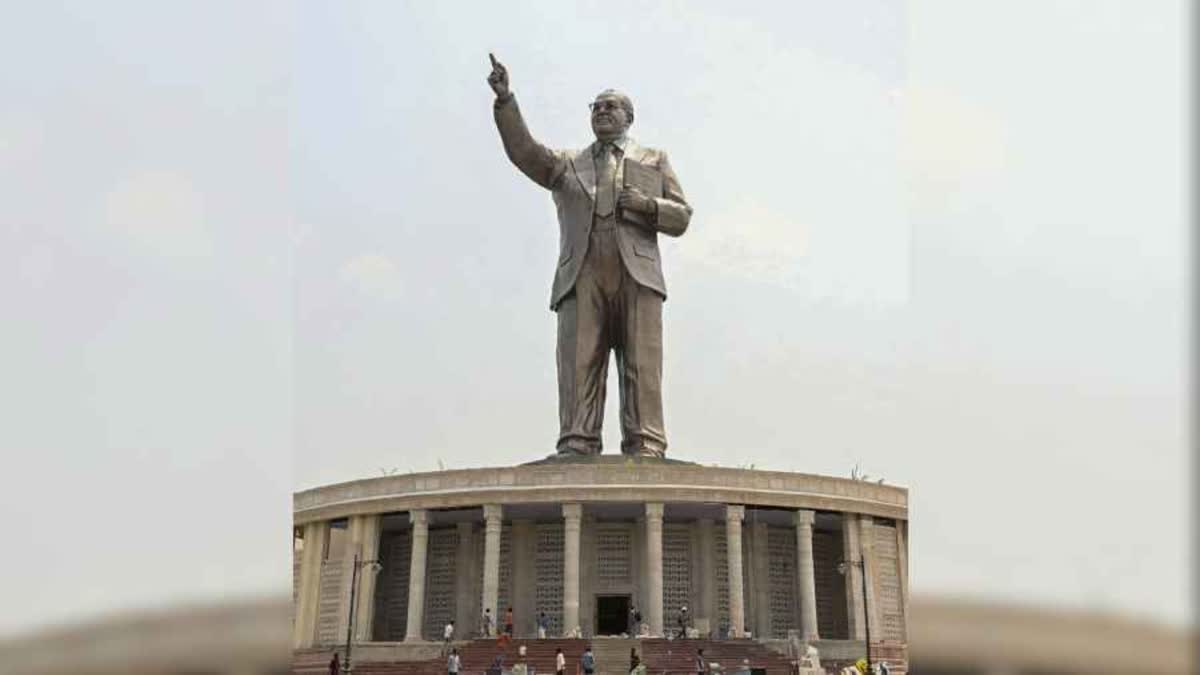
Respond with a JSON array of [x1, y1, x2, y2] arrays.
[[619, 158, 663, 227]]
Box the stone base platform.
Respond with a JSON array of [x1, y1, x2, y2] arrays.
[[293, 460, 909, 672]]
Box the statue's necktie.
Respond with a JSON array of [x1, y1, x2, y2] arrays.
[[595, 142, 618, 218]]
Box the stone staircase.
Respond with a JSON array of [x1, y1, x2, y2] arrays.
[[292, 647, 447, 675], [457, 637, 588, 675], [293, 637, 909, 675], [587, 637, 640, 675], [638, 638, 794, 675]]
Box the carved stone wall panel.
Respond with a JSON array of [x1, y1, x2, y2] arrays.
[[498, 525, 513, 619], [535, 523, 565, 636], [292, 556, 301, 627], [663, 523, 693, 625], [872, 520, 905, 641], [714, 522, 730, 635], [373, 530, 411, 641], [474, 528, 485, 624], [596, 523, 632, 587], [813, 528, 848, 639], [316, 562, 344, 644], [423, 527, 458, 639], [316, 526, 347, 644], [742, 527, 753, 635], [767, 525, 799, 638]]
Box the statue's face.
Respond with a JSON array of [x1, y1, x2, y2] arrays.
[[590, 94, 630, 139]]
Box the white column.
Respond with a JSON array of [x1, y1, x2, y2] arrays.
[[350, 514, 383, 642], [562, 503, 582, 635], [751, 519, 770, 638], [481, 504, 503, 630], [897, 520, 909, 635], [794, 510, 819, 641], [580, 515, 597, 637], [725, 505, 746, 638], [697, 518, 715, 636], [404, 509, 429, 641], [645, 503, 665, 636], [293, 520, 329, 649], [842, 513, 865, 640], [512, 520, 536, 637], [456, 521, 476, 637]]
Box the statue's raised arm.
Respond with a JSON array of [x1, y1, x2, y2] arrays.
[[489, 53, 566, 190]]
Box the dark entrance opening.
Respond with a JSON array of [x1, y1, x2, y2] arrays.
[[595, 595, 631, 635]]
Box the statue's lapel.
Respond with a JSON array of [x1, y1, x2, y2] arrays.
[[572, 145, 597, 201]]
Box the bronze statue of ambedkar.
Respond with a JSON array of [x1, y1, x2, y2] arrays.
[[488, 54, 692, 458]]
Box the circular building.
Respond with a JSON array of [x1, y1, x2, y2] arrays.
[[293, 456, 909, 671]]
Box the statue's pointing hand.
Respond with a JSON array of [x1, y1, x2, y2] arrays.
[[488, 53, 509, 98]]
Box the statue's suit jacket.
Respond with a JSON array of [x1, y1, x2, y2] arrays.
[[494, 94, 692, 310]]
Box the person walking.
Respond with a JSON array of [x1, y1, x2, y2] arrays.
[[677, 605, 689, 639], [629, 647, 640, 674], [504, 607, 515, 637], [555, 647, 566, 675], [581, 645, 596, 675], [538, 612, 549, 639], [329, 652, 340, 675], [443, 619, 455, 655], [694, 648, 707, 675], [448, 648, 461, 675]]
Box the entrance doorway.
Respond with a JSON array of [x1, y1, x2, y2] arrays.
[[595, 595, 631, 635]]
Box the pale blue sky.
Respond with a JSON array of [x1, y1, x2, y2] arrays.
[[0, 0, 1189, 636]]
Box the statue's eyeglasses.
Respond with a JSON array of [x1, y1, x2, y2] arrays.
[[589, 101, 622, 113]]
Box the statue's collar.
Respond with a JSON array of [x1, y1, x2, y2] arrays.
[[592, 135, 631, 157]]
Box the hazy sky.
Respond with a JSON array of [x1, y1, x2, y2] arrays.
[[1, 1, 1189, 635]]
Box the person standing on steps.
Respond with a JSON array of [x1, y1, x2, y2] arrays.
[[448, 648, 461, 675], [538, 611, 549, 639], [556, 647, 566, 675], [482, 608, 494, 638], [580, 645, 596, 675], [695, 648, 707, 675], [505, 606, 515, 637]]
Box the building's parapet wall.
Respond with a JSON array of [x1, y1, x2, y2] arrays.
[[294, 464, 908, 524]]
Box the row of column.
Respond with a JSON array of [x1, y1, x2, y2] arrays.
[[293, 505, 894, 648]]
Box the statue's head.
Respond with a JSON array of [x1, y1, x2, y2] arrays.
[[590, 89, 634, 140]]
